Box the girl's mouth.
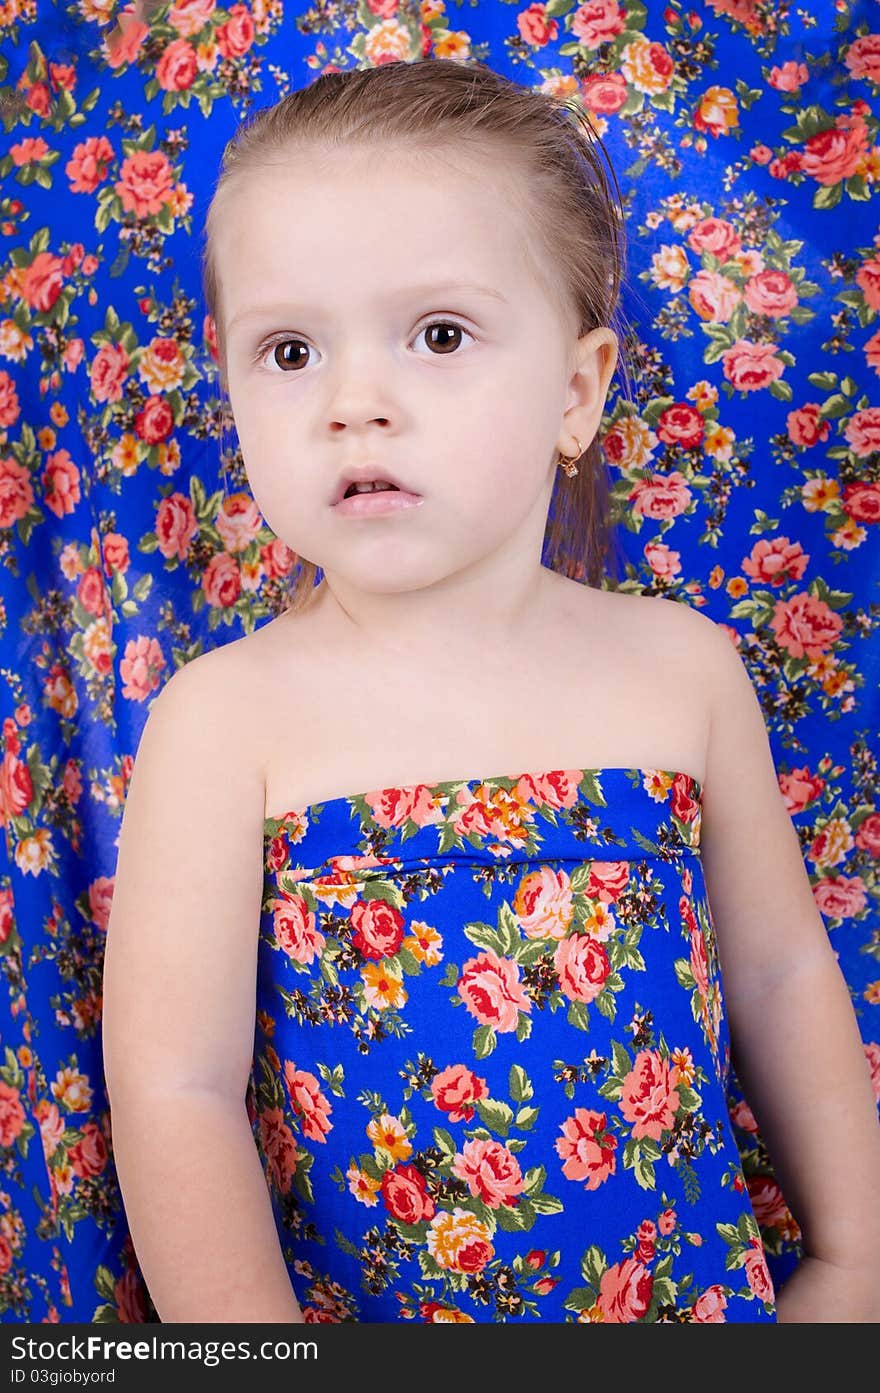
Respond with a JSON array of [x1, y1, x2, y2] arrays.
[[332, 488, 424, 518]]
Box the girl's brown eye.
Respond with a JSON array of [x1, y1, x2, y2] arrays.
[[268, 339, 309, 371], [422, 322, 465, 354]]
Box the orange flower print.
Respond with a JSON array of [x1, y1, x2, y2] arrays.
[[366, 1112, 412, 1161], [426, 1209, 494, 1273], [346, 1164, 381, 1207], [361, 960, 407, 1010], [404, 920, 443, 965], [513, 866, 574, 940]]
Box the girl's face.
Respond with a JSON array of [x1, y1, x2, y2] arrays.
[[217, 144, 615, 602]]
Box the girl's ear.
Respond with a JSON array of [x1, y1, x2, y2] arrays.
[[560, 326, 619, 449]]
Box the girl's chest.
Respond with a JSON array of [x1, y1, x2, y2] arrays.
[[253, 592, 710, 820]]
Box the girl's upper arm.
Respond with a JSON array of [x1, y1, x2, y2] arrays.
[[696, 613, 837, 1018], [102, 649, 267, 1106]]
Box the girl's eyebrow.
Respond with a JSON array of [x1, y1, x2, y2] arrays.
[[226, 282, 508, 333]]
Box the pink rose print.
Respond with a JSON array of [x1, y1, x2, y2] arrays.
[[513, 866, 574, 940], [770, 591, 842, 660], [273, 893, 326, 966], [555, 1107, 617, 1189], [283, 1065, 333, 1143], [258, 1108, 297, 1194], [787, 403, 830, 447], [69, 1122, 108, 1179], [692, 1284, 728, 1321], [721, 339, 785, 392], [554, 933, 610, 1004], [381, 1163, 436, 1224], [350, 899, 405, 960], [430, 1064, 489, 1123], [0, 1082, 26, 1147], [451, 1138, 525, 1208], [635, 1219, 656, 1263], [619, 1050, 681, 1140], [744, 1242, 775, 1303], [657, 1207, 677, 1235], [597, 1256, 654, 1322], [687, 216, 742, 259], [457, 949, 531, 1031]]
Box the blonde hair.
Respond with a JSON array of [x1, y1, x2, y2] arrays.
[[200, 58, 632, 613]]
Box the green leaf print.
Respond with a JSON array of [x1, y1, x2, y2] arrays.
[[361, 881, 406, 911], [568, 865, 595, 894], [473, 1024, 497, 1058], [464, 921, 505, 955], [515, 1013, 532, 1043], [515, 1106, 540, 1130], [623, 1136, 662, 1191], [358, 1153, 383, 1182], [564, 1286, 598, 1312], [475, 1097, 515, 1136], [674, 959, 695, 990], [495, 1200, 536, 1232], [738, 1211, 761, 1245], [514, 937, 549, 967], [395, 945, 422, 976], [419, 1250, 451, 1283], [595, 991, 617, 1022], [530, 1192, 564, 1216], [611, 1040, 632, 1079], [335, 1228, 361, 1261], [566, 999, 590, 1032], [615, 941, 646, 972], [523, 1165, 547, 1196], [316, 1062, 345, 1097], [432, 1127, 457, 1158], [509, 1064, 533, 1103], [292, 1149, 316, 1206], [581, 1244, 606, 1288], [497, 903, 522, 956], [675, 1084, 701, 1110], [650, 1275, 676, 1307], [319, 954, 339, 987]]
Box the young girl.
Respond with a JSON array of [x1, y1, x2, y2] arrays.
[[101, 59, 880, 1325]]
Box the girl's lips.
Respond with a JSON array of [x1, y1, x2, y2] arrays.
[[332, 489, 424, 517]]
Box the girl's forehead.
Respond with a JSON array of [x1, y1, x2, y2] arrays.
[[236, 135, 523, 204], [217, 158, 530, 279]]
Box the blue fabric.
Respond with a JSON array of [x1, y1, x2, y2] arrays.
[[254, 768, 777, 1321], [1, 0, 876, 1321]]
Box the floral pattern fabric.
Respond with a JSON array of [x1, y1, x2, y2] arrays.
[[1, 0, 877, 1324], [251, 768, 777, 1322]]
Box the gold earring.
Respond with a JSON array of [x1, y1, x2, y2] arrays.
[[558, 435, 582, 478]]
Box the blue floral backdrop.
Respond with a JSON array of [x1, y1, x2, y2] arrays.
[[0, 0, 877, 1322]]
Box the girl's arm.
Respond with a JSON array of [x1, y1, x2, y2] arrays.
[[103, 655, 303, 1322], [691, 606, 880, 1320]]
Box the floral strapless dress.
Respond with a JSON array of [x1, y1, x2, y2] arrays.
[[247, 767, 777, 1323]]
